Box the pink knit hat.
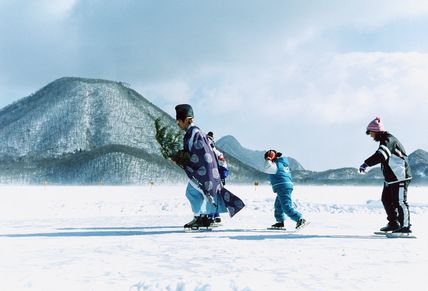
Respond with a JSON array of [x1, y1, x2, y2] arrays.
[[366, 117, 385, 134]]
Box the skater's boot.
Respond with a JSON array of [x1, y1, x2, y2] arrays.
[[296, 218, 308, 230], [184, 215, 212, 230], [271, 222, 284, 229], [392, 226, 412, 234], [199, 215, 212, 228], [184, 217, 199, 228], [379, 222, 401, 232], [213, 212, 221, 224], [207, 214, 219, 226]]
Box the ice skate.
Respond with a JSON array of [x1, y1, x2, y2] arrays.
[[267, 222, 285, 230], [374, 222, 401, 235], [386, 227, 416, 239], [295, 218, 309, 230], [184, 215, 212, 231], [210, 216, 222, 227]]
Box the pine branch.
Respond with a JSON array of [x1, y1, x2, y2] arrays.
[[154, 118, 188, 164]]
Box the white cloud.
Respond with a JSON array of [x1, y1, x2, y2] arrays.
[[186, 52, 428, 126], [139, 79, 194, 110], [37, 0, 77, 18], [1, 0, 428, 169], [299, 0, 428, 29]]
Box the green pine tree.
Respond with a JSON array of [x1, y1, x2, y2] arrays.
[[154, 118, 189, 166]]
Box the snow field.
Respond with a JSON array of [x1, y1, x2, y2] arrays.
[[0, 185, 427, 291]]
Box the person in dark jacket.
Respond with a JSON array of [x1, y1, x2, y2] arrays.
[[263, 149, 308, 230], [359, 117, 412, 234]]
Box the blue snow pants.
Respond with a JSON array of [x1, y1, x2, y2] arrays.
[[185, 183, 227, 215], [274, 186, 302, 223]]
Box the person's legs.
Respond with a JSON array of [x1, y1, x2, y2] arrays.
[[274, 195, 285, 222], [276, 187, 302, 222], [381, 183, 400, 227], [185, 183, 204, 215], [396, 181, 411, 229]]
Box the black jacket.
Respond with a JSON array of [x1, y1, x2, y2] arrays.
[[365, 132, 412, 184]]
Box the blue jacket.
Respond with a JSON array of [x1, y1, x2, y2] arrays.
[[266, 156, 294, 191]]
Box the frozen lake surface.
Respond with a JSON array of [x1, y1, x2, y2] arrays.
[[0, 185, 427, 290]]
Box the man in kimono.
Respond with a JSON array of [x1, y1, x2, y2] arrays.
[[174, 104, 245, 229]]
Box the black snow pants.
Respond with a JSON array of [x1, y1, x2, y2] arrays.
[[381, 181, 411, 228]]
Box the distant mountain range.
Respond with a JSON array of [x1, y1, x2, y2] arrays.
[[216, 135, 304, 171], [215, 133, 428, 185], [0, 77, 427, 185]]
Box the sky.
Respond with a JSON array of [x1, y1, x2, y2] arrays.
[[1, 0, 428, 171]]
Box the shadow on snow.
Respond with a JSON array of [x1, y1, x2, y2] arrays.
[[0, 226, 184, 238], [223, 233, 386, 240], [0, 226, 386, 240]]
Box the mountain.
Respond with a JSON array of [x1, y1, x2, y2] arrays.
[[291, 167, 384, 185], [216, 135, 428, 185], [216, 135, 305, 172], [291, 150, 427, 185], [408, 149, 428, 184], [0, 77, 263, 184], [408, 149, 428, 165], [1, 77, 426, 185]]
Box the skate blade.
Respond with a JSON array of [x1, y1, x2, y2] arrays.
[[374, 231, 391, 235], [386, 232, 416, 239], [267, 227, 286, 230], [184, 227, 213, 232]]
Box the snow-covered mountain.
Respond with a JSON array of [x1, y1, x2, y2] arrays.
[[216, 135, 305, 171], [216, 135, 428, 185], [0, 77, 263, 184], [408, 149, 428, 184], [291, 150, 427, 185], [0, 77, 170, 158], [0, 77, 184, 184], [1, 77, 426, 185]]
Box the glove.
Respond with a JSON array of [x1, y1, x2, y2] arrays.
[[359, 163, 368, 174]]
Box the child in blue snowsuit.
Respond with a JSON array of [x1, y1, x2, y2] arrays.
[[263, 149, 307, 230]]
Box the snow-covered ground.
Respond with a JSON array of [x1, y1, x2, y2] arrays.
[[0, 185, 427, 291]]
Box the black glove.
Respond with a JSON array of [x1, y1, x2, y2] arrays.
[[359, 163, 368, 174]]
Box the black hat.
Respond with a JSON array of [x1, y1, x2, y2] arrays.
[[206, 131, 214, 143], [175, 104, 194, 121]]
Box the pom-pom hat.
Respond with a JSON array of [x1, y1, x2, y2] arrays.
[[366, 117, 385, 134]]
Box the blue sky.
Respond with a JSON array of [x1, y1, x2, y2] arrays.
[[1, 0, 427, 170]]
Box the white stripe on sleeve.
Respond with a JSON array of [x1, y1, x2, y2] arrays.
[[377, 149, 388, 161], [380, 145, 392, 157]]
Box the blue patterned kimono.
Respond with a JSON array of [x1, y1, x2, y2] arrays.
[[182, 125, 245, 217]]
